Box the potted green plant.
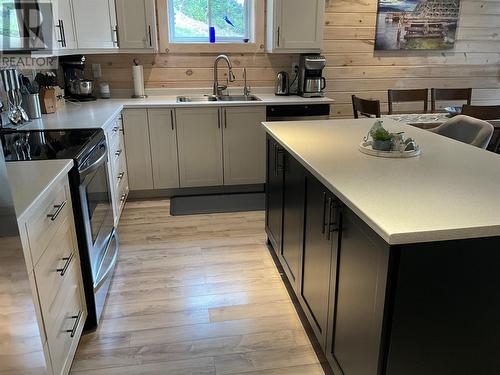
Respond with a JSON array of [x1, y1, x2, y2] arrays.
[[371, 127, 393, 151]]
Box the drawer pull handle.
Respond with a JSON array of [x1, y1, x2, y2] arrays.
[[117, 172, 125, 180], [47, 201, 67, 221], [56, 252, 74, 276], [67, 311, 82, 338], [115, 149, 122, 156]]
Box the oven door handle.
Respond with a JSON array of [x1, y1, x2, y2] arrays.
[[79, 147, 107, 177], [94, 233, 119, 291]]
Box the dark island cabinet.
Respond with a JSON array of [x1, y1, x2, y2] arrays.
[[280, 155, 306, 291], [326, 207, 390, 375], [265, 134, 500, 375], [299, 174, 341, 349], [265, 135, 285, 254]]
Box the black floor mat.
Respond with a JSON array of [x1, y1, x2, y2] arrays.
[[170, 193, 265, 215]]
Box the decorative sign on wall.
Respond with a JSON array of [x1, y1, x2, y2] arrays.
[[375, 0, 461, 50]]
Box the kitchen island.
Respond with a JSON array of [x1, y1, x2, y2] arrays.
[[262, 118, 500, 375]]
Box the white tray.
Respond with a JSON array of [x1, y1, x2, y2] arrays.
[[359, 142, 421, 158]]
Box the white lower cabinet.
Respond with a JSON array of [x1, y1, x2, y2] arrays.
[[149, 108, 180, 189], [176, 107, 223, 188], [222, 106, 266, 185], [122, 105, 266, 191], [122, 109, 154, 191], [19, 176, 87, 375]]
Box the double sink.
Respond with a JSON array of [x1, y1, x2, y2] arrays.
[[177, 95, 261, 103]]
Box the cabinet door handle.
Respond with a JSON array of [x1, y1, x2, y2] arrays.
[[47, 200, 67, 221], [321, 192, 327, 234], [114, 25, 120, 47], [56, 20, 66, 47], [60, 20, 67, 47], [224, 108, 227, 128], [217, 109, 221, 129], [66, 311, 82, 338], [56, 252, 74, 276], [170, 110, 175, 130], [326, 197, 332, 240], [148, 25, 153, 47], [328, 200, 342, 240], [277, 26, 280, 47]]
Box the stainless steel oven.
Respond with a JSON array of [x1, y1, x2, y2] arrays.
[[75, 135, 117, 329]]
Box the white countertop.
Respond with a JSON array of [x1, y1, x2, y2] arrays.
[[262, 118, 500, 245], [6, 160, 74, 220], [9, 93, 333, 131]]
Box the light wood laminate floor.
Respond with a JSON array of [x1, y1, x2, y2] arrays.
[[70, 199, 325, 375]]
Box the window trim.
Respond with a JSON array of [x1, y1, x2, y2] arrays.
[[157, 0, 265, 54]]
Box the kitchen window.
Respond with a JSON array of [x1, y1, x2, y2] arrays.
[[169, 0, 251, 43], [158, 0, 264, 53]]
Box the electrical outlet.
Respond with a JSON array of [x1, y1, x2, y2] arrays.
[[92, 64, 102, 79], [292, 63, 299, 74]]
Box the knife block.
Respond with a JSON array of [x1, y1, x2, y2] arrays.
[[39, 88, 56, 114]]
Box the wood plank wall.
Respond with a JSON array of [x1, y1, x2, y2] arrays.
[[87, 0, 500, 118]]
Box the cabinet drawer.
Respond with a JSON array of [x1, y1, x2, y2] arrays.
[[26, 179, 71, 266], [46, 263, 85, 375], [34, 216, 78, 325]]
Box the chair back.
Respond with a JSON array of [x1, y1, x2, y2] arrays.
[[388, 89, 428, 114], [430, 115, 494, 149], [431, 88, 472, 112], [462, 105, 500, 120], [352, 95, 381, 119]]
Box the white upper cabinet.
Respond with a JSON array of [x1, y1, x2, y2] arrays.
[[266, 0, 325, 53], [115, 0, 157, 50], [72, 0, 118, 49], [51, 0, 78, 50]]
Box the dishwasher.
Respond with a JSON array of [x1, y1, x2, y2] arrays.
[[266, 104, 331, 121]]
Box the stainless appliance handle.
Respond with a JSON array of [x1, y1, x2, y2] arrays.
[[79, 146, 107, 176], [321, 77, 327, 91], [94, 234, 119, 291]]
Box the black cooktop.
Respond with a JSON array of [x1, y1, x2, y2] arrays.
[[1, 128, 103, 165]]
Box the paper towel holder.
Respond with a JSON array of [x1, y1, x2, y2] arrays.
[[132, 59, 148, 99]]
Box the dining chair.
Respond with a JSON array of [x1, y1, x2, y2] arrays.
[[462, 105, 500, 153], [461, 104, 500, 120], [351, 95, 381, 118], [388, 89, 428, 114], [429, 115, 494, 149], [431, 88, 472, 112]]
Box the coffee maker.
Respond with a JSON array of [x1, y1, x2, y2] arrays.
[[298, 54, 327, 98], [60, 55, 96, 101]]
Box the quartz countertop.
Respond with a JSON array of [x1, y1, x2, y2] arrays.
[[10, 93, 334, 131], [262, 118, 500, 245], [6, 159, 74, 220]]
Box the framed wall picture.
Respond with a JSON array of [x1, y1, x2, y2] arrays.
[[375, 0, 461, 50]]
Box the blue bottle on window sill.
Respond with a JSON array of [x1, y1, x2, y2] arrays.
[[209, 27, 216, 43]]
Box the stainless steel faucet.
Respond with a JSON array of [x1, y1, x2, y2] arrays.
[[213, 54, 235, 97], [243, 68, 251, 97]]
